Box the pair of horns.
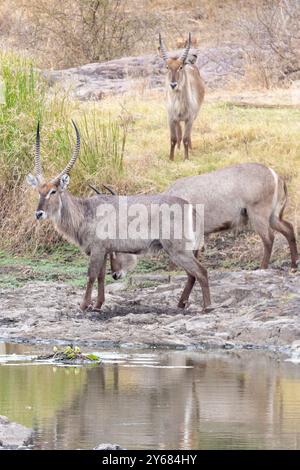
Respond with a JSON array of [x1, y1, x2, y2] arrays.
[[88, 184, 117, 195], [159, 32, 191, 63], [35, 120, 80, 184]]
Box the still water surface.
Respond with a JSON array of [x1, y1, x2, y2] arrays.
[[0, 342, 300, 450]]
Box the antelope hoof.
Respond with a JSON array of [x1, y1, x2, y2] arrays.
[[178, 300, 188, 309], [87, 304, 96, 312], [86, 304, 103, 313], [80, 302, 93, 312], [93, 304, 103, 312], [202, 304, 214, 314]]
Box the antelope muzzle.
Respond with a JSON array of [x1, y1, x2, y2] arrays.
[[35, 210, 46, 221]]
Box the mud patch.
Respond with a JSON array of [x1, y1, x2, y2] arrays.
[[0, 270, 299, 353]]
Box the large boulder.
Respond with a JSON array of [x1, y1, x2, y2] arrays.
[[44, 45, 247, 100]]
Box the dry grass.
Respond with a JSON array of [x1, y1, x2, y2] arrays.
[[95, 90, 300, 196], [0, 0, 255, 69]]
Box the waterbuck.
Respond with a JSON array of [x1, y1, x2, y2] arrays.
[[166, 163, 298, 270], [100, 163, 298, 278], [27, 122, 211, 312], [159, 32, 205, 161]]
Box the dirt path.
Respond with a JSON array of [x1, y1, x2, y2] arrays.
[[0, 270, 300, 354]]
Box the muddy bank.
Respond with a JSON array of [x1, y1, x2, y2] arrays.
[[0, 270, 300, 354]]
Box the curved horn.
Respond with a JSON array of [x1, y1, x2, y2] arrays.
[[180, 32, 191, 63], [88, 184, 102, 195], [102, 184, 117, 195], [35, 121, 43, 179], [158, 33, 168, 61], [52, 120, 80, 183]]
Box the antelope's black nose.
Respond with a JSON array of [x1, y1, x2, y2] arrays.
[[35, 210, 44, 220], [170, 82, 177, 89]]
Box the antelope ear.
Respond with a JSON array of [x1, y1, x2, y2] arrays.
[[60, 174, 70, 191], [26, 174, 38, 188], [187, 53, 197, 64]]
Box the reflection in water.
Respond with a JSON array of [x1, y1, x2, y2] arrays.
[[0, 344, 300, 449]]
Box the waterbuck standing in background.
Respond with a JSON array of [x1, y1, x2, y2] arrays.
[[27, 122, 211, 312], [159, 32, 205, 160]]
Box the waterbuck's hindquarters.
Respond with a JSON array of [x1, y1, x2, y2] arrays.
[[270, 216, 298, 269], [246, 176, 298, 270]]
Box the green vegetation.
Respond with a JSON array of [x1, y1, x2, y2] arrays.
[[0, 248, 85, 288], [38, 345, 101, 364], [0, 248, 129, 288]]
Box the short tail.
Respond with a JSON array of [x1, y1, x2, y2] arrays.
[[279, 180, 288, 220], [269, 168, 287, 225]]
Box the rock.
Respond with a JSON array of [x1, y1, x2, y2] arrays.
[[106, 283, 127, 294], [285, 340, 300, 364], [93, 443, 125, 450], [291, 340, 300, 351], [0, 416, 34, 448], [44, 45, 249, 101]]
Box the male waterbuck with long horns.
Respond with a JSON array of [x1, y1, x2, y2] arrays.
[[159, 32, 205, 160], [27, 122, 211, 312]]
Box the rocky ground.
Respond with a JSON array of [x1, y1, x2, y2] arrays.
[[0, 269, 299, 354], [45, 44, 246, 100]]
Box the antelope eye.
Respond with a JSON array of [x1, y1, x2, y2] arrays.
[[50, 189, 57, 196], [179, 65, 183, 70]]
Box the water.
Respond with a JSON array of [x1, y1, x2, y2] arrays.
[[0, 342, 300, 450]]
